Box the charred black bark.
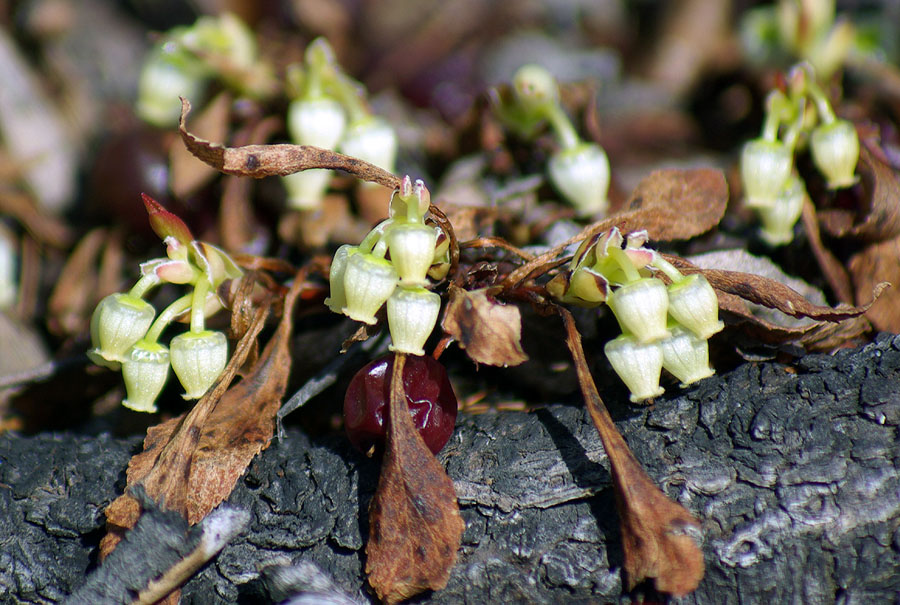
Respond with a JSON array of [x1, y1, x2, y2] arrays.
[[2, 334, 900, 604]]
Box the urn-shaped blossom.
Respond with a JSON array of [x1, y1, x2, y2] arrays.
[[660, 326, 715, 387], [548, 142, 611, 216], [810, 119, 859, 189], [666, 274, 725, 340], [122, 340, 170, 413], [607, 278, 670, 344], [386, 222, 438, 286], [741, 138, 792, 208], [604, 335, 665, 403], [170, 330, 228, 399], [386, 286, 441, 356], [341, 253, 398, 325], [88, 293, 157, 369]]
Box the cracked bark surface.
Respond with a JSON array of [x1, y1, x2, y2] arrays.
[[2, 334, 900, 604]]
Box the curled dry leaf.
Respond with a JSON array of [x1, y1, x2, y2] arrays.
[[366, 353, 464, 604], [800, 196, 854, 304], [502, 167, 727, 288], [102, 274, 305, 562], [178, 98, 400, 189], [171, 92, 231, 199], [559, 308, 703, 596], [817, 141, 900, 242], [441, 284, 528, 367], [618, 167, 728, 242], [849, 237, 900, 332]]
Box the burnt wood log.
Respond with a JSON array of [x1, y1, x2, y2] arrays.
[[2, 334, 900, 603]]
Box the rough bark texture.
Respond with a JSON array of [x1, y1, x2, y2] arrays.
[[2, 334, 900, 604]]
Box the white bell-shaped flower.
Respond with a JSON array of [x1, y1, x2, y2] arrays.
[[386, 222, 438, 286], [88, 293, 157, 369], [170, 330, 228, 400], [666, 274, 724, 340], [340, 117, 398, 174], [741, 138, 792, 208], [607, 278, 670, 344], [283, 96, 347, 210], [122, 339, 170, 413], [810, 119, 859, 189], [548, 142, 611, 216], [660, 326, 715, 387], [757, 174, 806, 246], [341, 253, 398, 325], [386, 286, 441, 355], [604, 334, 665, 403], [325, 245, 357, 314]]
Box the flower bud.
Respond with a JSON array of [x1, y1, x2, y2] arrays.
[[170, 330, 228, 399], [342, 253, 398, 325], [340, 117, 398, 174], [757, 174, 805, 246], [386, 222, 438, 286], [325, 244, 357, 314], [660, 326, 715, 387], [88, 293, 156, 369], [666, 274, 724, 340], [548, 143, 610, 216], [386, 286, 441, 355], [607, 278, 670, 344], [810, 119, 859, 189], [604, 335, 664, 403], [122, 340, 170, 413], [741, 138, 792, 208], [512, 64, 559, 109]]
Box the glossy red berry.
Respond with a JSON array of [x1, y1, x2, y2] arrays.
[[344, 353, 458, 455]]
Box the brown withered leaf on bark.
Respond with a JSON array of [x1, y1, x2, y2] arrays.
[[849, 237, 900, 332], [617, 167, 728, 242], [817, 141, 900, 242], [699, 268, 887, 321], [102, 274, 304, 558], [559, 308, 703, 596], [501, 168, 727, 288], [800, 197, 854, 304], [366, 353, 465, 604], [179, 98, 400, 189], [441, 284, 528, 367]]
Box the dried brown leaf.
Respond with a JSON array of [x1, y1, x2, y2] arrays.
[[441, 284, 528, 367], [178, 98, 400, 189], [502, 168, 727, 288], [818, 142, 900, 242], [559, 308, 703, 596], [366, 353, 464, 604], [47, 228, 105, 336], [800, 197, 854, 304], [102, 275, 305, 560], [619, 167, 728, 241], [699, 267, 887, 321], [171, 92, 231, 199], [849, 237, 900, 332]]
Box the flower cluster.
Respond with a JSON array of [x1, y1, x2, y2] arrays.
[[282, 39, 398, 211], [549, 228, 723, 402], [740, 62, 859, 245], [493, 64, 610, 217], [87, 196, 242, 413], [136, 13, 264, 127], [326, 177, 447, 356]]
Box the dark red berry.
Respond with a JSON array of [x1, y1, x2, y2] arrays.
[[344, 353, 458, 455]]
